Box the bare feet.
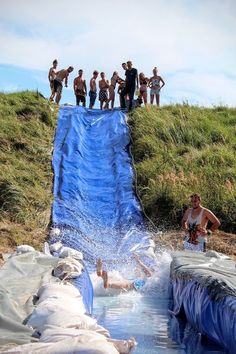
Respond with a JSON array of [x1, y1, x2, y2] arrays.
[[96, 259, 103, 276], [101, 270, 108, 289]]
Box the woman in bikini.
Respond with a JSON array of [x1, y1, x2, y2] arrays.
[[138, 73, 149, 105], [106, 71, 121, 109], [149, 67, 165, 106]]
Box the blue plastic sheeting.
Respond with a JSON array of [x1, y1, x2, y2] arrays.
[[72, 266, 93, 315], [170, 253, 236, 353], [51, 106, 154, 311]]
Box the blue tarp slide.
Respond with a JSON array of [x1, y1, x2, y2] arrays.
[[51, 106, 154, 311]]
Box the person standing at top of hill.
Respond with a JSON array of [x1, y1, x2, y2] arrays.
[[149, 67, 165, 106], [181, 193, 221, 252], [120, 61, 139, 112], [48, 59, 58, 100], [89, 70, 99, 109], [74, 69, 87, 107], [99, 72, 109, 110], [50, 66, 74, 105], [139, 72, 149, 105], [106, 71, 121, 109]]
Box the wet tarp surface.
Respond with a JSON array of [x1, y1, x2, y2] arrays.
[[170, 251, 236, 353], [0, 252, 58, 350], [51, 106, 153, 268]]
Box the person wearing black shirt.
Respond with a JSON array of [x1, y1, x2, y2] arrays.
[[120, 61, 139, 111]]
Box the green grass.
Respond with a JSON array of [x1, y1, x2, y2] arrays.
[[0, 91, 57, 249], [0, 93, 235, 250], [129, 104, 236, 232]]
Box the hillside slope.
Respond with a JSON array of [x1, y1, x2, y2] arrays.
[[0, 93, 235, 258], [0, 91, 57, 251], [129, 105, 236, 233]]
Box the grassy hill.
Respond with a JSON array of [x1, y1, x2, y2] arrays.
[[0, 91, 235, 255], [0, 91, 57, 251], [129, 105, 236, 233]]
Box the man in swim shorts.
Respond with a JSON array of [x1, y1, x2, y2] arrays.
[[181, 193, 221, 252], [74, 69, 87, 107], [89, 70, 99, 109], [48, 59, 58, 100], [96, 255, 153, 291], [99, 72, 109, 110], [50, 66, 74, 104]]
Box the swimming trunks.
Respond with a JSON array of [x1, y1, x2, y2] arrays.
[[53, 79, 63, 94], [99, 90, 108, 101], [76, 94, 86, 106], [89, 90, 97, 107], [133, 279, 145, 290]]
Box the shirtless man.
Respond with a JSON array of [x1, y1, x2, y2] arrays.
[[181, 193, 221, 252], [89, 70, 99, 109], [96, 255, 153, 291], [74, 69, 87, 107], [48, 59, 58, 100], [98, 72, 109, 110], [149, 67, 165, 106], [50, 66, 74, 104]]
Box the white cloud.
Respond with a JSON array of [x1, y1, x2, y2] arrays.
[[0, 0, 236, 105]]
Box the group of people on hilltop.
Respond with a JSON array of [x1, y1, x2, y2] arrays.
[[48, 60, 165, 110]]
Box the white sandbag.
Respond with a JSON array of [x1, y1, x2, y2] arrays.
[[3, 336, 119, 353], [49, 228, 61, 238], [36, 283, 83, 305], [49, 241, 63, 253], [34, 296, 85, 318], [16, 245, 35, 253], [53, 257, 83, 279], [59, 246, 83, 260], [28, 309, 97, 333], [39, 326, 108, 343], [40, 326, 135, 354]]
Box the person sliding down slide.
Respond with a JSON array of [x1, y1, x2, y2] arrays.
[[96, 256, 153, 291]]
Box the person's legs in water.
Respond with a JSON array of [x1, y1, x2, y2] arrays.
[[96, 259, 134, 290]]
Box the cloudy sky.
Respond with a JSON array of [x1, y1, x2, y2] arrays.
[[0, 0, 236, 107]]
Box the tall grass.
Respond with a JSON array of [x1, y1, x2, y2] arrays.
[[0, 91, 57, 249], [129, 105, 236, 232]]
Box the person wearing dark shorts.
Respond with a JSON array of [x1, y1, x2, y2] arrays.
[[89, 70, 99, 109], [50, 66, 74, 104], [120, 61, 139, 111], [99, 72, 109, 110], [74, 69, 87, 107]]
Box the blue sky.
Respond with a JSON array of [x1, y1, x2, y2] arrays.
[[0, 0, 236, 107]]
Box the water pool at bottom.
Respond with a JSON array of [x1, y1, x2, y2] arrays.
[[93, 294, 225, 354]]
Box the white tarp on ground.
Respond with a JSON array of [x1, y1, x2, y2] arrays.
[[0, 250, 135, 354]]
